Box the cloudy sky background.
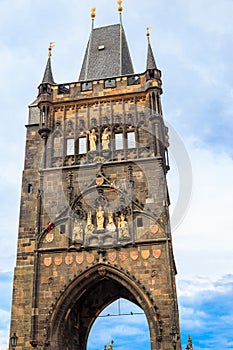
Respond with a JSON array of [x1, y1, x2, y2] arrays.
[[0, 0, 233, 349]]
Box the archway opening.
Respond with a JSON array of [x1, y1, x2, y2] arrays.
[[87, 298, 150, 350], [50, 265, 160, 350]]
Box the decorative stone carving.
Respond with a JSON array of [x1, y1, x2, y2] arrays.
[[44, 257, 52, 267], [152, 249, 161, 259], [97, 267, 106, 277], [54, 256, 62, 266], [65, 255, 73, 265], [118, 214, 129, 239], [102, 128, 110, 150], [72, 218, 83, 243], [87, 128, 97, 151], [151, 270, 159, 278], [141, 250, 150, 260], [107, 251, 117, 263], [108, 340, 114, 350], [76, 253, 84, 265], [106, 211, 116, 233], [86, 253, 95, 264], [45, 233, 54, 243], [130, 249, 139, 261], [85, 211, 95, 235], [150, 224, 159, 234], [119, 251, 128, 262], [96, 206, 105, 230]]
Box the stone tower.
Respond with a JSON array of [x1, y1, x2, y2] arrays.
[[9, 7, 181, 350]]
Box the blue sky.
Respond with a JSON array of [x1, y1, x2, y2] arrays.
[[0, 0, 233, 349]]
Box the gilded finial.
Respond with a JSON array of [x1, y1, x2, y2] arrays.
[[118, 0, 123, 13], [91, 7, 96, 29], [146, 26, 152, 42], [118, 0, 123, 25], [91, 7, 96, 19], [48, 42, 55, 57]]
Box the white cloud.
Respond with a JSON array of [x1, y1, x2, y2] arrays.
[[178, 274, 233, 349], [184, 0, 233, 35], [0, 310, 10, 326], [0, 312, 9, 350], [178, 275, 233, 298], [169, 137, 233, 278]]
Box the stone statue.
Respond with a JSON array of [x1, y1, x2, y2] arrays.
[[108, 340, 114, 350], [72, 218, 83, 242], [118, 214, 129, 238], [88, 128, 97, 151], [85, 211, 95, 235], [102, 128, 109, 150], [106, 211, 116, 233], [96, 206, 104, 230]]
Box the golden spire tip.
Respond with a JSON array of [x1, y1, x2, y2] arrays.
[[48, 42, 55, 57], [146, 26, 152, 41], [118, 0, 123, 13], [147, 26, 152, 34], [91, 7, 96, 19]]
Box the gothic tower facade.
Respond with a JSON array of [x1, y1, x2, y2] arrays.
[[9, 9, 181, 350]]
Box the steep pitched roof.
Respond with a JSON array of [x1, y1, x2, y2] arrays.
[[146, 42, 157, 70], [79, 24, 134, 81], [42, 57, 55, 84]]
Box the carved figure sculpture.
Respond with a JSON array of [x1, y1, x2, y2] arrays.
[[96, 206, 105, 230], [102, 128, 109, 150], [118, 214, 129, 238], [72, 218, 83, 242], [106, 211, 116, 232], [88, 128, 97, 151], [85, 211, 95, 235], [108, 340, 114, 350]]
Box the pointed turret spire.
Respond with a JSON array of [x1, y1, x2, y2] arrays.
[[146, 27, 157, 70], [42, 42, 55, 84]]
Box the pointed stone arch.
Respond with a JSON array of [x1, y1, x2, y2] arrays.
[[46, 263, 162, 350]]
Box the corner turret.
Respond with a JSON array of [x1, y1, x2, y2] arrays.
[[42, 57, 55, 84], [146, 27, 157, 70], [42, 42, 56, 84], [37, 43, 56, 140]]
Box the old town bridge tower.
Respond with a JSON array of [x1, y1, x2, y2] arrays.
[[9, 5, 181, 350]]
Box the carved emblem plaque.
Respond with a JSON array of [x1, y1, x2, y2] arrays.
[[141, 250, 150, 260], [108, 251, 117, 263], [44, 257, 52, 267], [119, 251, 128, 262], [76, 253, 84, 265], [86, 253, 95, 264], [65, 255, 73, 265], [153, 249, 161, 259], [54, 256, 63, 266], [130, 249, 139, 261]]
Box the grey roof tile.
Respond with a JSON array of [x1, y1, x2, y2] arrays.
[[79, 24, 134, 81]]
